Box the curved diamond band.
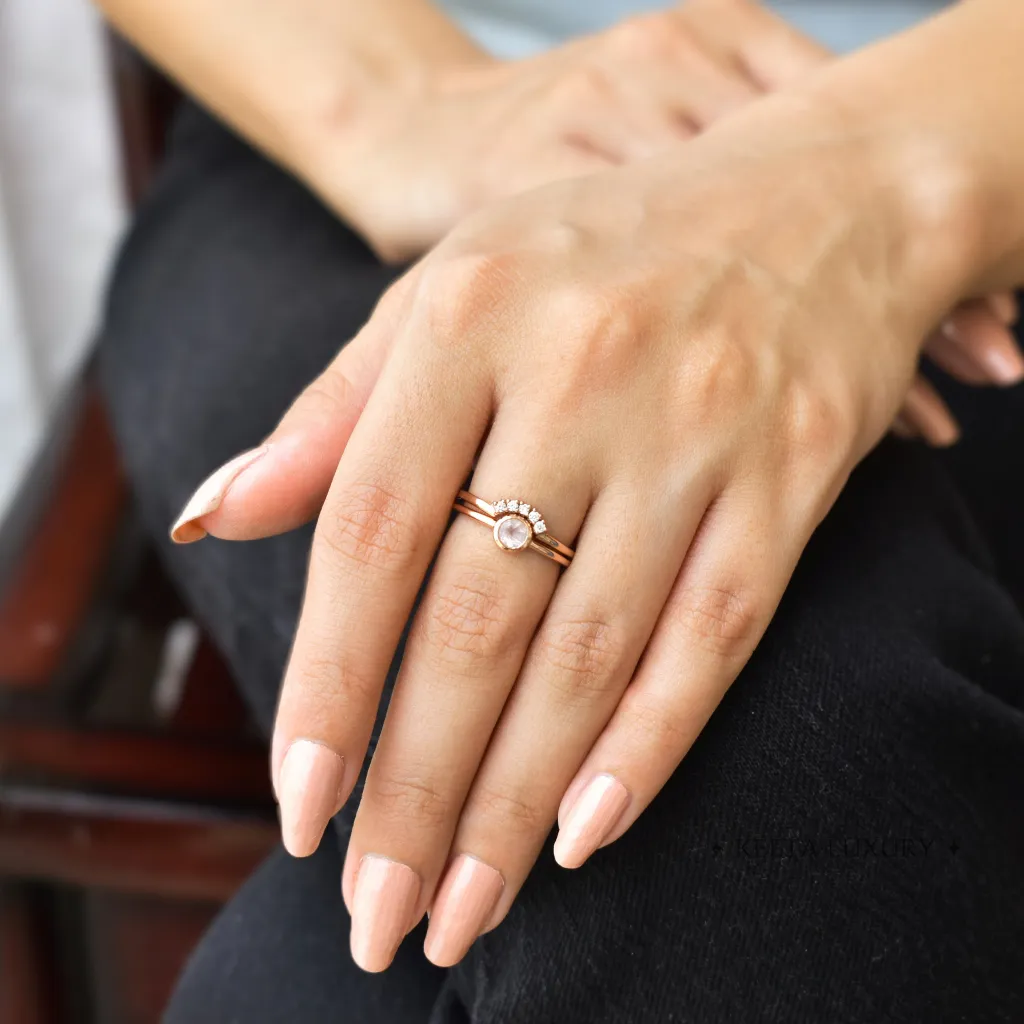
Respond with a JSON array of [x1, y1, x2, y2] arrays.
[[452, 490, 574, 568]]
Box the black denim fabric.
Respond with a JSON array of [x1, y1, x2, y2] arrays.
[[98, 102, 1024, 1024]]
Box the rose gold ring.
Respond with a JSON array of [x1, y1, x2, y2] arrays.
[[452, 490, 574, 568]]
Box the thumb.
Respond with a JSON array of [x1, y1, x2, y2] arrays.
[[169, 279, 410, 543]]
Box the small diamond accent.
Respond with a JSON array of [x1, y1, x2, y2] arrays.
[[508, 499, 519, 512], [518, 503, 531, 517], [495, 499, 507, 513], [528, 509, 541, 523], [534, 520, 547, 534]]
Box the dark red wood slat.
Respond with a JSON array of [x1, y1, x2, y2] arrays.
[[0, 722, 272, 804], [0, 391, 125, 691], [0, 794, 277, 902]]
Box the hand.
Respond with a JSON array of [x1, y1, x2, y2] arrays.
[[315, 0, 839, 262], [298, 0, 1024, 449], [188, 88, 985, 973]]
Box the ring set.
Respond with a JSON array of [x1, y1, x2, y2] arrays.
[[452, 490, 575, 568]]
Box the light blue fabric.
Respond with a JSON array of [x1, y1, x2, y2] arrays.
[[436, 0, 952, 58]]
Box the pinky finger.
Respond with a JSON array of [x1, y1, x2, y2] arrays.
[[900, 378, 960, 448], [890, 410, 919, 440]]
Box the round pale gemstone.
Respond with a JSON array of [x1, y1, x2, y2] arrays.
[[495, 515, 531, 551], [528, 509, 541, 523], [508, 499, 519, 512]]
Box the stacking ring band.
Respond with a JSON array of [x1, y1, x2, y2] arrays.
[[452, 490, 575, 568]]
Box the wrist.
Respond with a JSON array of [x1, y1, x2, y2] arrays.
[[808, 78, 984, 326], [282, 30, 492, 206], [799, 0, 1024, 301]]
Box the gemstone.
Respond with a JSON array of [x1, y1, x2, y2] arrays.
[[519, 503, 531, 517], [528, 509, 541, 523], [495, 499, 507, 513], [495, 515, 531, 551], [508, 499, 519, 512], [534, 520, 547, 534]]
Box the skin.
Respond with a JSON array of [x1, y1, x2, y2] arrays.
[[98, 0, 1021, 439], [106, 0, 1024, 971]]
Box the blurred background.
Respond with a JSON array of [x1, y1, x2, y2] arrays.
[[0, 4, 277, 1021], [0, 0, 123, 523]]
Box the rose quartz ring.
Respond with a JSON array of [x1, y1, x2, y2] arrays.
[[452, 490, 574, 568]]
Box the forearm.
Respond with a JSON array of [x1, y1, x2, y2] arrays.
[[95, 0, 484, 178], [807, 0, 1024, 300]]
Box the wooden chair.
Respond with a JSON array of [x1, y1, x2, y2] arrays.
[[0, 36, 277, 1024]]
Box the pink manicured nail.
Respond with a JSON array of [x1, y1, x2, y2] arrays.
[[553, 774, 630, 869], [169, 445, 270, 543], [350, 855, 421, 972], [424, 855, 504, 967], [979, 346, 1024, 385], [277, 740, 346, 858]]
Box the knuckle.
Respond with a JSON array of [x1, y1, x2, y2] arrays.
[[534, 617, 628, 705], [315, 481, 419, 575], [421, 569, 518, 669], [370, 771, 451, 830], [557, 63, 613, 105], [291, 653, 378, 711], [610, 13, 686, 59], [554, 284, 649, 373], [669, 584, 762, 659], [618, 691, 694, 759], [472, 784, 549, 836], [782, 384, 856, 461], [422, 251, 520, 343], [686, 333, 760, 410]]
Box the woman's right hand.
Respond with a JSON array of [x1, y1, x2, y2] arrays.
[[314, 0, 834, 263]]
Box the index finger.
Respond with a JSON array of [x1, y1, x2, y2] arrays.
[[271, 329, 489, 858]]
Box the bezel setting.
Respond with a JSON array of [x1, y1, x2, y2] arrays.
[[490, 496, 549, 552], [493, 514, 533, 552]]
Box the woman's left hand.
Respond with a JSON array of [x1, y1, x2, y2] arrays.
[[232, 90, 980, 972]]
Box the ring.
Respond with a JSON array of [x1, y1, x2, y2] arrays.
[[452, 490, 575, 568]]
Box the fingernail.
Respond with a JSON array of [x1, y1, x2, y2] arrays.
[[350, 855, 421, 972], [169, 445, 270, 543], [979, 347, 1024, 385], [424, 855, 504, 967], [553, 774, 630, 869], [277, 740, 346, 858]]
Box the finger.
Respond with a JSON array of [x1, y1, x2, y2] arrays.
[[553, 489, 794, 869], [675, 0, 831, 89], [271, 318, 489, 864], [510, 139, 619, 193], [423, 475, 716, 967], [986, 290, 1018, 325], [562, 107, 688, 163], [341, 410, 593, 971], [891, 410, 920, 439], [928, 304, 1024, 386], [922, 322, 996, 386], [601, 14, 759, 129], [896, 377, 960, 448], [170, 277, 413, 544]]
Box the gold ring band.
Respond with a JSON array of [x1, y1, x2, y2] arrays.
[[452, 490, 574, 568]]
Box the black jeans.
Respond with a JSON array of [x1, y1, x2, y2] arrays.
[[98, 102, 1024, 1023]]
